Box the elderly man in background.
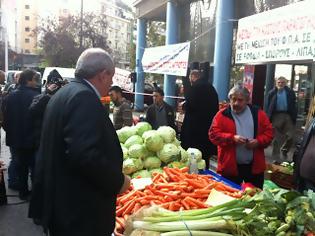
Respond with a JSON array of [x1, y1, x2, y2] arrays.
[[266, 76, 297, 163], [109, 85, 133, 129], [209, 84, 273, 188], [29, 48, 130, 236]]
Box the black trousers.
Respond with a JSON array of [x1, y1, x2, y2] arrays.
[[13, 148, 36, 196], [0, 171, 7, 205], [223, 163, 264, 189]]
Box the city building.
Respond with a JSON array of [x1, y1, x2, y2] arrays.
[[17, 0, 38, 54]]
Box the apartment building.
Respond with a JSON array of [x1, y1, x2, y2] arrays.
[[18, 0, 38, 54]]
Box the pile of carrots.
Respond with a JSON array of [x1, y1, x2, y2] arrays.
[[114, 167, 242, 236]]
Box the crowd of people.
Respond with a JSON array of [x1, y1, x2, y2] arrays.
[[0, 47, 314, 235]]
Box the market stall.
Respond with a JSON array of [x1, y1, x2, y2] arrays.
[[114, 122, 315, 236]]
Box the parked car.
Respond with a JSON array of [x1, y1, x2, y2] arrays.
[[42, 67, 75, 86]]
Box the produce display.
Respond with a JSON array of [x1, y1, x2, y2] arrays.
[[114, 167, 242, 236], [125, 188, 315, 236], [117, 123, 206, 177]]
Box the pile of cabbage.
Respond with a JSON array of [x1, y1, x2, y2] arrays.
[[117, 122, 206, 178]]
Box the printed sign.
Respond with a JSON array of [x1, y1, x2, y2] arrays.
[[243, 65, 255, 102], [236, 0, 315, 64], [142, 42, 190, 76], [112, 67, 133, 92]]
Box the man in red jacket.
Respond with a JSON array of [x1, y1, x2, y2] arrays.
[[209, 84, 273, 188]]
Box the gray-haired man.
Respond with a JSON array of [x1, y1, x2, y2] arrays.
[[29, 48, 130, 236], [209, 84, 273, 188]]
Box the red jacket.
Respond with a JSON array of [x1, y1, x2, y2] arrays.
[[209, 105, 273, 176]]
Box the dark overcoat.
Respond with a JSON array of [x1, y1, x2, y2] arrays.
[[29, 78, 124, 236], [180, 79, 219, 158]]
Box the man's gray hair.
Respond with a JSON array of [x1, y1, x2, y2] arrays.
[[189, 69, 200, 79], [228, 83, 250, 100], [75, 48, 114, 79]]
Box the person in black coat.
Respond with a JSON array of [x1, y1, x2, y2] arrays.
[[146, 87, 176, 131], [29, 69, 65, 149], [180, 69, 219, 169], [29, 48, 131, 236], [2, 69, 40, 200]]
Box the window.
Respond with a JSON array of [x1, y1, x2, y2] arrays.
[[25, 27, 30, 32], [25, 16, 30, 20], [25, 49, 30, 54], [25, 5, 30, 9], [25, 38, 30, 43]]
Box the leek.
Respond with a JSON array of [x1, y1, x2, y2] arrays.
[[132, 219, 229, 232], [160, 230, 233, 236]]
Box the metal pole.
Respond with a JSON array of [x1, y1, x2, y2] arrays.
[[80, 0, 83, 48], [5, 28, 8, 72]]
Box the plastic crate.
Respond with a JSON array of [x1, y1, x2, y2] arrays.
[[270, 171, 295, 189]]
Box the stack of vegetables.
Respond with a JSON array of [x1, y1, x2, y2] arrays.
[[114, 167, 242, 235], [124, 188, 315, 236], [117, 122, 206, 178]]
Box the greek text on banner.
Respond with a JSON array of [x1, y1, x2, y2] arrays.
[[235, 0, 315, 64], [141, 42, 190, 77]]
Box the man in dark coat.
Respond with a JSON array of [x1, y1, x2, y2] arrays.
[[180, 70, 219, 169], [146, 87, 176, 131], [2, 69, 40, 200], [29, 48, 131, 236]]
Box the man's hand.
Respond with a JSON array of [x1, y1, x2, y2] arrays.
[[119, 174, 131, 194], [245, 139, 259, 149], [233, 135, 247, 144], [47, 84, 59, 95]]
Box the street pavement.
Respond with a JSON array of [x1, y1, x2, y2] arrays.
[[0, 130, 43, 236]]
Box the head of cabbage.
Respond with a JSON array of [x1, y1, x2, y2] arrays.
[[123, 158, 143, 175], [179, 147, 189, 162], [167, 161, 188, 169], [128, 144, 147, 159], [124, 135, 143, 149], [144, 131, 164, 152], [143, 156, 161, 169], [187, 148, 202, 162], [117, 126, 137, 143], [121, 144, 128, 159], [135, 122, 152, 136], [197, 159, 206, 170], [157, 126, 176, 143], [132, 169, 151, 179], [157, 143, 180, 163]]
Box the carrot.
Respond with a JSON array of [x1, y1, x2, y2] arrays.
[[132, 203, 142, 213], [169, 201, 177, 211], [194, 189, 211, 195], [116, 199, 133, 216], [181, 199, 191, 210], [116, 217, 125, 229], [185, 179, 206, 189], [180, 166, 189, 173], [119, 190, 137, 204], [122, 200, 136, 216], [114, 228, 124, 236], [152, 173, 163, 182], [185, 197, 208, 208]]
